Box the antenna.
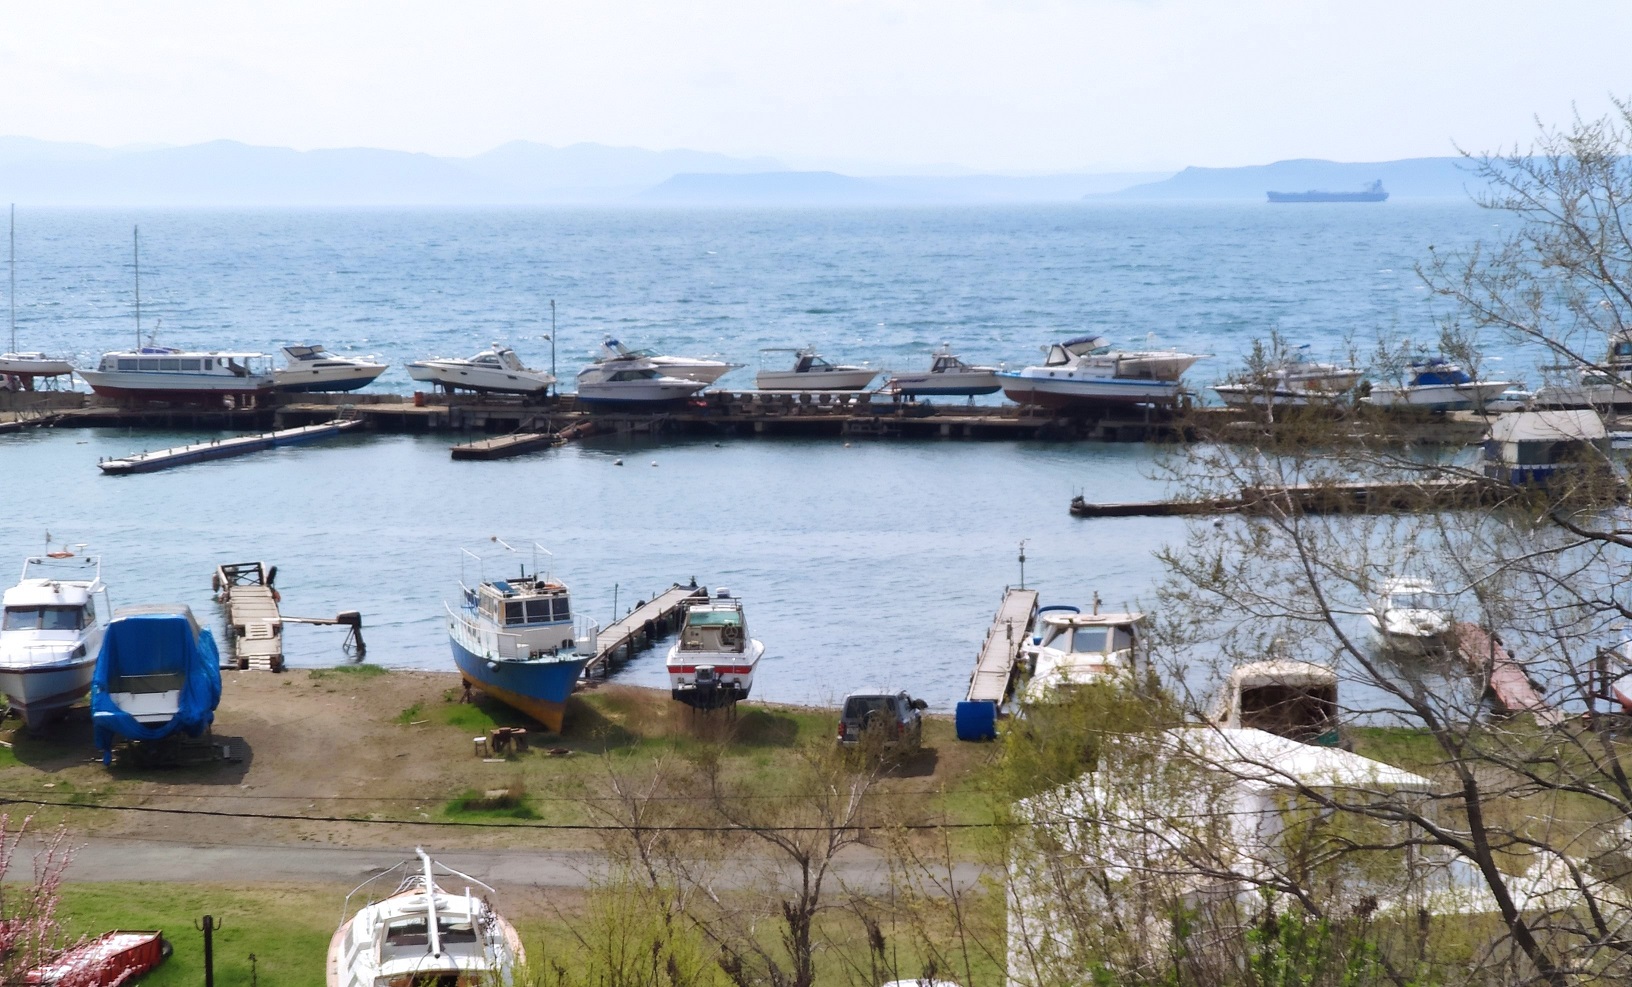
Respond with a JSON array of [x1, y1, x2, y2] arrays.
[[8, 203, 14, 353], [133, 225, 141, 350], [1017, 539, 1028, 590]]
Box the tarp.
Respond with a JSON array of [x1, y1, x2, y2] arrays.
[[90, 610, 222, 760]]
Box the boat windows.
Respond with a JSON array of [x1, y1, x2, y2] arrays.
[[2, 605, 86, 631], [553, 598, 570, 621], [159, 358, 180, 371], [117, 358, 137, 371], [204, 358, 213, 370], [1392, 591, 1452, 612], [1068, 625, 1134, 654], [180, 358, 202, 371], [504, 602, 525, 625], [138, 358, 160, 371]]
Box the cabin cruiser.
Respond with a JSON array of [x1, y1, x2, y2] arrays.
[[755, 347, 878, 391], [1210, 657, 1340, 747], [78, 346, 276, 404], [575, 358, 709, 407], [1021, 599, 1143, 703], [1364, 577, 1455, 655], [884, 344, 1002, 397], [446, 543, 598, 733], [0, 550, 111, 729], [328, 848, 524, 987], [666, 588, 764, 710], [1211, 345, 1361, 408], [90, 603, 222, 763], [273, 344, 388, 393], [999, 334, 1204, 410], [1534, 329, 1632, 409], [1363, 356, 1514, 412], [596, 337, 742, 384], [407, 342, 555, 396]]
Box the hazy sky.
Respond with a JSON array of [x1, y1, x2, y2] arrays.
[[2, 0, 1627, 172]]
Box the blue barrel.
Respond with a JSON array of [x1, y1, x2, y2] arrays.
[[955, 700, 998, 741]]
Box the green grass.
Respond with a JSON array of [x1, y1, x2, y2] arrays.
[[308, 663, 387, 681], [394, 701, 425, 725]]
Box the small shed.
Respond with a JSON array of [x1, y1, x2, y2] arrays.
[[1483, 409, 1609, 484]]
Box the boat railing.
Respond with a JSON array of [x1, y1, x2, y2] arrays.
[[445, 603, 528, 661]]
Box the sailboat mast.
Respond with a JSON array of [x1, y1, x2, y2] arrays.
[[133, 225, 140, 350], [9, 204, 15, 353]]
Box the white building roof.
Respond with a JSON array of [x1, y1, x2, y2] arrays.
[[1487, 409, 1606, 443]]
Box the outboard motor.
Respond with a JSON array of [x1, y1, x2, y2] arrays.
[[694, 664, 718, 707]]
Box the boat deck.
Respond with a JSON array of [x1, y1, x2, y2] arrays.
[[585, 584, 711, 677], [966, 588, 1040, 703]]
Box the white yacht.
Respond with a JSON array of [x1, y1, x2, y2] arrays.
[[0, 206, 73, 387], [884, 344, 1002, 397], [273, 345, 388, 393], [327, 848, 525, 987], [1363, 357, 1514, 411], [1364, 576, 1455, 654], [596, 337, 742, 384], [0, 550, 110, 729], [407, 342, 555, 396], [1021, 599, 1142, 703], [999, 334, 1204, 410], [1535, 329, 1632, 408], [755, 347, 878, 391], [666, 588, 764, 710], [1211, 345, 1362, 408], [79, 346, 276, 403], [575, 358, 708, 407]]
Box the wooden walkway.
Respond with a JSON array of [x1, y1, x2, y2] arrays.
[[1454, 621, 1564, 726], [215, 562, 284, 671], [966, 588, 1040, 703], [449, 420, 599, 460], [584, 584, 710, 676]]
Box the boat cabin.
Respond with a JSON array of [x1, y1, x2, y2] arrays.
[[469, 574, 575, 656], [676, 590, 749, 655], [1025, 607, 1144, 701], [1043, 334, 1111, 367], [471, 345, 527, 371], [793, 352, 836, 373], [1407, 358, 1473, 387], [98, 350, 271, 376], [1213, 659, 1340, 747], [1483, 409, 1611, 486]]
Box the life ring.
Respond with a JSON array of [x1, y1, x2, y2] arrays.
[[46, 551, 73, 559]]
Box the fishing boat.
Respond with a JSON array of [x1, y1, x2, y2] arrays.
[[327, 848, 525, 987], [1363, 356, 1514, 412], [1210, 345, 1361, 408], [0, 549, 111, 729], [666, 588, 764, 710], [755, 347, 878, 391], [574, 357, 708, 407], [883, 344, 1002, 397], [1210, 657, 1340, 746], [595, 336, 742, 384], [999, 334, 1204, 410], [0, 206, 73, 387], [1364, 577, 1454, 655], [1021, 597, 1143, 703], [445, 543, 598, 733], [273, 344, 388, 393], [90, 604, 222, 764], [407, 342, 555, 396]]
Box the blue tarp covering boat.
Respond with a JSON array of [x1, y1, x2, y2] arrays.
[[90, 606, 222, 763]]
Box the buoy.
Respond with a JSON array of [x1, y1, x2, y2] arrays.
[[651, 460, 658, 467], [613, 458, 623, 466]]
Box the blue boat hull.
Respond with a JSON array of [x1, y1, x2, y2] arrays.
[[451, 638, 589, 733]]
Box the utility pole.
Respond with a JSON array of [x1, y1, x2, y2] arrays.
[[196, 914, 222, 987]]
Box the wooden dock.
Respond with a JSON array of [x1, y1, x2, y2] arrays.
[[1070, 477, 1503, 519], [449, 419, 600, 461], [584, 584, 711, 676], [214, 562, 284, 671], [1453, 621, 1564, 725], [98, 418, 362, 475], [966, 588, 1040, 703]]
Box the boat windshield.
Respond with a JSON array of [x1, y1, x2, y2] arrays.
[[1069, 625, 1134, 654], [1392, 592, 1452, 612], [2, 605, 86, 631]]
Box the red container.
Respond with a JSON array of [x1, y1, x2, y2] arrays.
[[25, 930, 169, 986]]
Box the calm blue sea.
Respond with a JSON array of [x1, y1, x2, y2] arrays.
[[0, 203, 1519, 709]]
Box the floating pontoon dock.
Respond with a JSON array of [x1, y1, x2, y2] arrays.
[[98, 418, 363, 475], [1453, 621, 1564, 725], [449, 419, 600, 460], [584, 584, 711, 676], [965, 588, 1040, 704]]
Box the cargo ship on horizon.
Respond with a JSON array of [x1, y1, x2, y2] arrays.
[[1267, 180, 1389, 203]]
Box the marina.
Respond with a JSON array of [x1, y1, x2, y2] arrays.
[[588, 583, 710, 676], [96, 418, 363, 474]]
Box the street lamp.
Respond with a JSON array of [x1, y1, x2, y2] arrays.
[[541, 299, 558, 398]]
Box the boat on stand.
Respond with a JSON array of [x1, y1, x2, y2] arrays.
[[328, 848, 525, 987], [445, 542, 598, 733], [273, 344, 388, 393], [0, 548, 111, 729], [1363, 355, 1515, 412], [666, 588, 765, 710], [574, 357, 709, 407], [1210, 344, 1361, 408], [999, 334, 1205, 411], [883, 344, 1002, 397], [755, 347, 878, 391], [596, 336, 742, 384], [407, 342, 555, 396], [0, 205, 74, 388]]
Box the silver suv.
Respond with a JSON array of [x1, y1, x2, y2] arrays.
[[837, 689, 927, 752]]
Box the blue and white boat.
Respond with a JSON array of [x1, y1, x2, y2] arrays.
[[90, 604, 222, 763], [445, 543, 598, 734], [884, 344, 1002, 397], [999, 334, 1203, 410], [273, 345, 387, 393], [1364, 356, 1514, 411], [0, 549, 111, 729]]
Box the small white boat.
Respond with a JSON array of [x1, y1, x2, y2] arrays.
[[665, 588, 764, 710], [884, 344, 1002, 397], [596, 337, 741, 384], [1211, 345, 1361, 408], [1363, 357, 1514, 411], [407, 342, 555, 396], [999, 334, 1203, 410], [1535, 329, 1632, 408], [1022, 599, 1142, 703], [1364, 577, 1454, 654], [0, 206, 73, 387], [755, 347, 878, 391], [0, 550, 110, 729], [1210, 657, 1340, 746], [575, 357, 708, 407], [273, 344, 387, 393], [327, 848, 525, 987]]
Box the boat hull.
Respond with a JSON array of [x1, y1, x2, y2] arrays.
[[575, 381, 708, 406], [755, 368, 878, 391], [1000, 373, 1182, 410], [0, 354, 74, 378], [78, 369, 275, 403], [1365, 380, 1513, 411], [450, 638, 588, 733], [408, 363, 553, 395], [887, 371, 1002, 396], [652, 357, 739, 385], [0, 659, 96, 729], [274, 365, 386, 393]]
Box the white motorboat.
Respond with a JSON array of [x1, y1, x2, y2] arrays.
[[1364, 577, 1455, 654], [1021, 599, 1143, 703], [327, 848, 525, 987], [999, 334, 1204, 410], [597, 337, 742, 384], [755, 347, 878, 391], [575, 357, 708, 407], [408, 342, 556, 396], [1211, 345, 1361, 408], [666, 588, 764, 710], [273, 345, 388, 393], [884, 344, 1002, 397], [1363, 356, 1514, 411], [1210, 657, 1340, 746], [0, 206, 73, 387], [1534, 329, 1632, 409], [0, 550, 110, 729]]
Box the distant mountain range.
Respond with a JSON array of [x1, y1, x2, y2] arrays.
[[1106, 157, 1486, 200]]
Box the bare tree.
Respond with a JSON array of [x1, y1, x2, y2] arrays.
[[0, 812, 88, 986]]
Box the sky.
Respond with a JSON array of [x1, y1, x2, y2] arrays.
[[0, 0, 1628, 173]]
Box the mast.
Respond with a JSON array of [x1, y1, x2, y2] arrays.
[[9, 204, 14, 353], [133, 225, 141, 350], [416, 848, 443, 957]]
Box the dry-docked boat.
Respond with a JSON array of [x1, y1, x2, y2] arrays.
[[273, 344, 388, 393], [1535, 329, 1632, 408], [78, 346, 277, 403], [407, 342, 555, 396], [596, 336, 742, 384], [999, 334, 1204, 410], [90, 603, 222, 763], [0, 206, 73, 386], [0, 550, 111, 729], [1210, 657, 1340, 746], [1363, 356, 1514, 411], [755, 347, 878, 391], [445, 543, 597, 733], [666, 588, 764, 710], [883, 344, 1002, 397], [575, 357, 708, 407], [327, 848, 525, 987], [1210, 345, 1361, 408], [1021, 599, 1143, 703]]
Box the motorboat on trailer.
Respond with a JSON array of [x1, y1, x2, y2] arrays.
[[666, 588, 764, 710], [575, 357, 709, 407], [1364, 576, 1455, 655], [0, 550, 111, 729], [445, 543, 598, 733], [1210, 657, 1340, 747], [596, 336, 742, 384], [407, 342, 556, 396], [999, 334, 1204, 410], [1210, 345, 1361, 408], [755, 347, 878, 391], [883, 344, 1002, 397], [1021, 598, 1143, 703], [273, 344, 388, 393], [90, 604, 222, 764], [1363, 356, 1514, 412], [327, 847, 525, 987]]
